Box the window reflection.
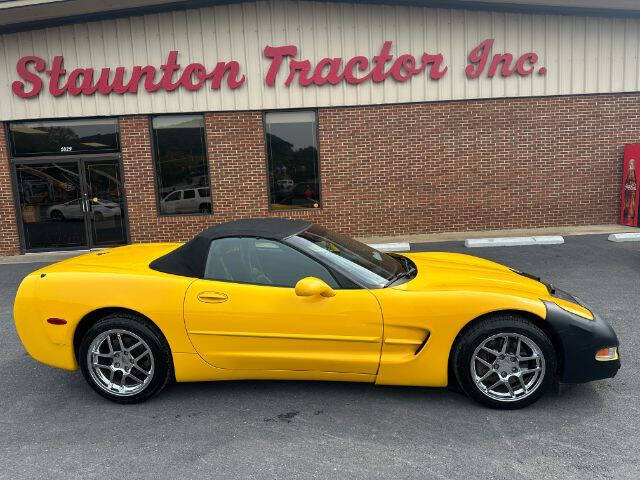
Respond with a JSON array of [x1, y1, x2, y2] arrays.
[[10, 119, 119, 156], [152, 115, 211, 215], [15, 163, 87, 250], [86, 162, 127, 246], [265, 111, 321, 210]]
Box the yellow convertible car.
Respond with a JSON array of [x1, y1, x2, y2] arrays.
[[14, 218, 620, 409]]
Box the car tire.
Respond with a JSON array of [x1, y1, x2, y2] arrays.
[[78, 313, 173, 404], [453, 314, 557, 409], [50, 210, 64, 221]]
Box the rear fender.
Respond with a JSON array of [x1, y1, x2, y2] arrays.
[[15, 270, 196, 371]]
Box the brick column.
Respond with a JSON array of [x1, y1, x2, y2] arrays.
[[118, 115, 158, 244], [0, 124, 20, 256], [204, 111, 269, 219]]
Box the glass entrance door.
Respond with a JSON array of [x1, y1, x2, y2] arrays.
[[15, 161, 87, 250], [84, 160, 127, 247], [14, 158, 128, 252]]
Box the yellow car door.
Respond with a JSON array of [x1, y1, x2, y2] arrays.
[[183, 237, 383, 374]]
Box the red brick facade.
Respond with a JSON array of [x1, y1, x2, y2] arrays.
[[0, 126, 20, 256], [0, 92, 638, 254], [315, 94, 638, 235], [122, 93, 639, 243]]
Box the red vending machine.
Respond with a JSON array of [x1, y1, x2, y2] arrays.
[[621, 144, 639, 227]]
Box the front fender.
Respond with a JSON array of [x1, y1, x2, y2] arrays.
[[372, 288, 547, 387]]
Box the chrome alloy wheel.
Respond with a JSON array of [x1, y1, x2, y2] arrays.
[[87, 329, 155, 397], [470, 333, 545, 402]]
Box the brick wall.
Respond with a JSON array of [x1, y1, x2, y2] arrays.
[[1, 92, 637, 254], [314, 93, 640, 236], [0, 125, 19, 256], [121, 93, 638, 243]]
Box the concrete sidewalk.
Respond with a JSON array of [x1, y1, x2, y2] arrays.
[[357, 223, 638, 244], [1, 224, 637, 265], [0, 249, 90, 265]]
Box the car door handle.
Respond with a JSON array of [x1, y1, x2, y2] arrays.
[[197, 291, 228, 303]]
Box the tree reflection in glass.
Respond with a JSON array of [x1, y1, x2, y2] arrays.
[[265, 111, 321, 210]]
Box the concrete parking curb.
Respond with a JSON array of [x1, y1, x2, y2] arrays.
[[464, 236, 565, 248], [367, 242, 410, 252], [608, 232, 640, 242]]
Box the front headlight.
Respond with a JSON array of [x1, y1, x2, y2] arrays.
[[512, 270, 595, 321], [545, 284, 581, 304], [553, 297, 595, 321], [541, 284, 594, 320]]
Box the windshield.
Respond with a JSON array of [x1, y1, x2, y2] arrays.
[[285, 225, 401, 288]]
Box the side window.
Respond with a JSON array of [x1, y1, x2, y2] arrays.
[[204, 237, 338, 288], [164, 191, 181, 202], [183, 189, 196, 199]]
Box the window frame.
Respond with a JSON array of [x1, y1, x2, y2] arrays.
[[202, 236, 350, 289], [149, 113, 212, 217], [262, 109, 323, 212]]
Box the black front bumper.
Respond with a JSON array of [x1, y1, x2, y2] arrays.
[[543, 301, 621, 383]]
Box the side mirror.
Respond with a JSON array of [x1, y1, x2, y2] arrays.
[[295, 277, 336, 298]]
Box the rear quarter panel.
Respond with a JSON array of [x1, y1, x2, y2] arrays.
[[14, 266, 195, 370]]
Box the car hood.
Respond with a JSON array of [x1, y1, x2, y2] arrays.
[[395, 252, 549, 297], [37, 243, 183, 274]]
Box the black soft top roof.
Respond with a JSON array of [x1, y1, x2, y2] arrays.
[[149, 218, 312, 278]]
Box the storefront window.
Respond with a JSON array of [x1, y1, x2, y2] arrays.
[[265, 111, 321, 210], [9, 118, 119, 156], [151, 115, 211, 215]]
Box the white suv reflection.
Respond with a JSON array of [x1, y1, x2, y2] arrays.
[[160, 188, 211, 214]]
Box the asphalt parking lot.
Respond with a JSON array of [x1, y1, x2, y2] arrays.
[[0, 234, 638, 480]]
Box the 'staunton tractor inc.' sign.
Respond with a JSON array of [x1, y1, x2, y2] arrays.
[[12, 38, 546, 99]]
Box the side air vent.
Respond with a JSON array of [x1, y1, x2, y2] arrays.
[[414, 332, 431, 355]]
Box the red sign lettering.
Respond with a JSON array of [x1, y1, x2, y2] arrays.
[[263, 41, 448, 87], [11, 50, 245, 99], [465, 38, 546, 79], [11, 39, 545, 99]]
